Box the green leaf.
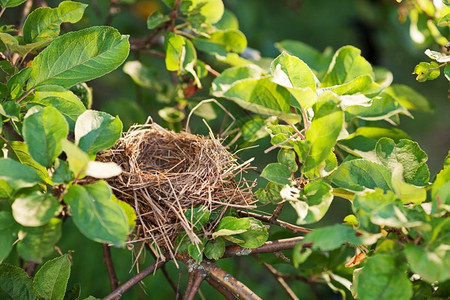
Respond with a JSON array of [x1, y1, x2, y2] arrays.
[[193, 29, 247, 56], [74, 110, 122, 156], [185, 206, 210, 231], [23, 106, 69, 168], [69, 82, 92, 109], [187, 0, 224, 24], [0, 33, 47, 57], [188, 241, 205, 263], [0, 158, 43, 190], [355, 254, 412, 300], [445, 63, 450, 81], [17, 218, 62, 263], [414, 61, 440, 82], [241, 115, 272, 142], [33, 255, 71, 300], [330, 159, 392, 192], [236, 218, 268, 248], [296, 95, 344, 173], [261, 163, 292, 185], [0, 0, 26, 7], [27, 26, 130, 89], [64, 181, 128, 246], [438, 13, 450, 26], [404, 244, 449, 283], [321, 46, 373, 87], [221, 77, 301, 123], [12, 192, 61, 227], [391, 165, 426, 205], [52, 159, 73, 184], [0, 211, 20, 261], [23, 1, 87, 43], [290, 180, 333, 224], [215, 9, 239, 30], [147, 10, 170, 29], [212, 216, 250, 238], [0, 264, 37, 300], [31, 85, 86, 131], [211, 64, 263, 96], [164, 32, 185, 71], [386, 84, 434, 113], [111, 195, 136, 231], [9, 141, 52, 185], [6, 67, 32, 100], [255, 182, 283, 204], [204, 238, 225, 260], [345, 91, 411, 122], [303, 224, 361, 251], [270, 52, 316, 91], [0, 101, 20, 121], [375, 138, 429, 186], [277, 148, 298, 172], [432, 154, 450, 212], [61, 139, 90, 179], [123, 61, 160, 90], [275, 40, 333, 74], [63, 284, 80, 300]]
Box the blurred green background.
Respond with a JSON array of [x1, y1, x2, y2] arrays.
[[3, 0, 449, 299]]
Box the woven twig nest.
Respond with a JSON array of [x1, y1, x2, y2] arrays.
[[99, 122, 256, 259]]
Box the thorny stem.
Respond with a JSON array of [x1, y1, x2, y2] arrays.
[[238, 211, 311, 233], [102, 244, 120, 292], [223, 237, 310, 258], [103, 258, 167, 300], [183, 269, 207, 300]]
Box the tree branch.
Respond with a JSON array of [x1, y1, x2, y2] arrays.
[[260, 261, 299, 300], [238, 211, 311, 233], [223, 237, 310, 258], [205, 278, 235, 300], [183, 269, 207, 300], [102, 244, 120, 292], [270, 202, 285, 221], [103, 258, 167, 300]]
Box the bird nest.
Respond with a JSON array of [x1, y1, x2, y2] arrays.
[[98, 122, 256, 259]]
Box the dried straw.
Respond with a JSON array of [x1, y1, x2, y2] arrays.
[[99, 122, 256, 260]]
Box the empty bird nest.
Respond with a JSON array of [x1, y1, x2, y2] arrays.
[[98, 121, 256, 260]]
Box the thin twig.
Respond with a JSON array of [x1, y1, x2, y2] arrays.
[[183, 269, 207, 300], [15, 88, 34, 104], [0, 7, 6, 18], [270, 202, 285, 221], [223, 237, 310, 258], [148, 245, 177, 293], [238, 211, 311, 233], [103, 258, 167, 300], [205, 278, 235, 300], [102, 244, 120, 292], [260, 260, 299, 300]]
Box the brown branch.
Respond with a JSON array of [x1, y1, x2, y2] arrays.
[[176, 253, 261, 300], [103, 258, 167, 300], [205, 278, 235, 300], [260, 261, 299, 300], [183, 269, 207, 300], [223, 237, 310, 258], [270, 202, 285, 221], [102, 244, 120, 292], [104, 0, 120, 26], [148, 245, 178, 294], [238, 211, 311, 233]]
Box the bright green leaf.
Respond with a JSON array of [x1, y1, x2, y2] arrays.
[[17, 218, 62, 263], [304, 224, 361, 251], [355, 254, 412, 300], [386, 84, 434, 113], [23, 106, 69, 168], [27, 26, 130, 89], [277, 148, 298, 172], [111, 195, 136, 231], [23, 1, 87, 43], [61, 139, 89, 179], [391, 165, 427, 204], [6, 67, 32, 100], [164, 32, 185, 71], [211, 64, 263, 96], [330, 159, 392, 192], [193, 29, 247, 56], [212, 216, 250, 238], [33, 255, 71, 300], [270, 52, 316, 91], [0, 33, 47, 57], [0, 0, 26, 7], [291, 180, 333, 224], [146, 10, 170, 29], [74, 110, 122, 156], [414, 61, 440, 82], [64, 181, 128, 246], [12, 192, 61, 227], [261, 163, 292, 185], [188, 0, 224, 24], [236, 218, 268, 248]]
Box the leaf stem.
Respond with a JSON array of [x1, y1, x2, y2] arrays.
[[15, 88, 34, 104]]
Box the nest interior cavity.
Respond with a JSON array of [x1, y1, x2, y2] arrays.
[[100, 122, 256, 258]]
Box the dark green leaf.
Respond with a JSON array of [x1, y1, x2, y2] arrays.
[[0, 211, 20, 261], [23, 106, 69, 167], [0, 101, 20, 121], [27, 26, 130, 89], [236, 217, 268, 248], [146, 10, 170, 29], [261, 163, 292, 185], [255, 182, 283, 204], [123, 61, 160, 90], [0, 264, 37, 300], [52, 159, 73, 184], [74, 110, 122, 156], [404, 244, 449, 283], [64, 181, 128, 246], [23, 1, 87, 43], [204, 238, 225, 260], [69, 82, 92, 109], [304, 224, 361, 251], [241, 115, 272, 142], [17, 218, 62, 263], [213, 216, 250, 238], [185, 206, 210, 231], [63, 283, 80, 300], [0, 0, 27, 8], [331, 159, 392, 192], [188, 242, 204, 263], [321, 46, 373, 87], [31, 85, 86, 131], [33, 255, 71, 300], [0, 158, 43, 190], [355, 254, 412, 300], [6, 67, 32, 101], [445, 63, 450, 81]]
